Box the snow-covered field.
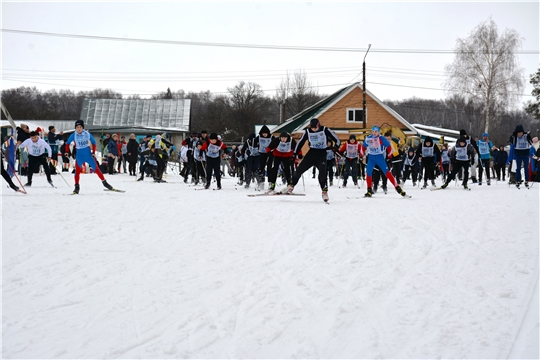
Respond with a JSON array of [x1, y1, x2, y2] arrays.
[[2, 169, 539, 359]]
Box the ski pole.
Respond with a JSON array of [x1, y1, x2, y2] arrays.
[[50, 161, 70, 187], [301, 173, 305, 192], [6, 160, 27, 194]]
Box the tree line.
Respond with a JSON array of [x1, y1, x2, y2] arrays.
[[1, 82, 537, 146], [385, 95, 538, 146]]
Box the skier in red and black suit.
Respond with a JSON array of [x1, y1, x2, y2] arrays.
[[287, 118, 340, 202], [338, 134, 362, 187], [200, 133, 227, 190], [265, 132, 298, 194]]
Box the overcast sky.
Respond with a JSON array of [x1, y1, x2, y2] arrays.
[[2, 1, 538, 108]]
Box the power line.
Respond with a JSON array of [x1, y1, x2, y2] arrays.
[[2, 77, 533, 98], [3, 29, 539, 54]]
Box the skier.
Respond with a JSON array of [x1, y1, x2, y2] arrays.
[[402, 146, 419, 186], [507, 125, 533, 188], [477, 133, 494, 185], [137, 145, 159, 181], [17, 131, 54, 187], [1, 151, 21, 192], [265, 132, 297, 194], [200, 133, 227, 190], [325, 140, 339, 187], [193, 140, 207, 185], [361, 125, 407, 198], [147, 134, 170, 182], [439, 137, 475, 190], [385, 131, 403, 186], [459, 129, 479, 183], [241, 133, 260, 189], [440, 143, 450, 183], [416, 136, 441, 189], [339, 134, 361, 187], [286, 118, 340, 202], [60, 138, 72, 172], [256, 125, 273, 190], [47, 125, 63, 175], [65, 120, 115, 194]]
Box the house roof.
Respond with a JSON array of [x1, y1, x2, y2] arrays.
[[80, 98, 191, 133], [271, 82, 418, 135]]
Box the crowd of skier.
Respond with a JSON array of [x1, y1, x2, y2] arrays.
[[2, 120, 539, 199]]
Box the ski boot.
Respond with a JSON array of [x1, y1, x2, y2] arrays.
[[73, 184, 80, 194], [10, 184, 20, 192], [463, 184, 469, 190], [24, 181, 32, 187], [137, 175, 144, 181], [102, 180, 113, 190], [322, 190, 329, 202], [421, 181, 428, 189], [524, 181, 530, 188], [204, 184, 210, 190], [478, 181, 482, 186], [440, 183, 448, 189], [396, 186, 407, 197], [329, 180, 333, 187], [364, 187, 374, 197], [487, 180, 491, 186], [382, 185, 388, 194], [266, 183, 276, 195], [431, 180, 436, 187], [285, 184, 294, 194]]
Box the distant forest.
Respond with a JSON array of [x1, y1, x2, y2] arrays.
[[2, 85, 537, 146]]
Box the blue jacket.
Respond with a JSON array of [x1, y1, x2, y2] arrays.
[[107, 139, 119, 157]]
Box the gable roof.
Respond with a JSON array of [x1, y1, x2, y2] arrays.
[[271, 82, 418, 135]]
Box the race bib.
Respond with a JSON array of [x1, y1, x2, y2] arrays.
[[308, 131, 326, 149]]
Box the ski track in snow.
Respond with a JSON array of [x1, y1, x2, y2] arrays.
[[2, 173, 539, 358]]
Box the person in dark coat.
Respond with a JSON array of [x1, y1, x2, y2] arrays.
[[107, 134, 119, 175], [493, 145, 508, 181], [126, 133, 140, 176], [16, 124, 31, 144]]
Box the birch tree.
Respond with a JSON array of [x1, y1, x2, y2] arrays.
[[444, 17, 525, 134]]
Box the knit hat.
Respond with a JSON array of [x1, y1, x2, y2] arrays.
[[515, 125, 525, 133], [75, 120, 84, 129], [349, 134, 357, 140], [309, 118, 320, 128], [280, 131, 289, 138], [209, 132, 218, 140], [458, 137, 467, 144], [371, 125, 380, 132], [459, 129, 467, 136]]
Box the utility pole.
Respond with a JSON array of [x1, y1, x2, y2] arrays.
[[362, 44, 371, 129]]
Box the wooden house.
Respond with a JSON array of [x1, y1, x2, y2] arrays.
[[271, 82, 418, 150]]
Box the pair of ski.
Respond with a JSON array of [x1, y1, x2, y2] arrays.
[[68, 188, 126, 195], [247, 191, 305, 197], [430, 187, 471, 191]]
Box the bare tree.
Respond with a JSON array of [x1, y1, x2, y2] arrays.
[[444, 17, 525, 134], [274, 69, 324, 122]]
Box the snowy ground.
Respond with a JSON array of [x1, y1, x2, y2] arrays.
[[2, 168, 539, 359]]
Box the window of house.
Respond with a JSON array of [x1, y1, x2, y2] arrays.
[[346, 108, 366, 127]]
